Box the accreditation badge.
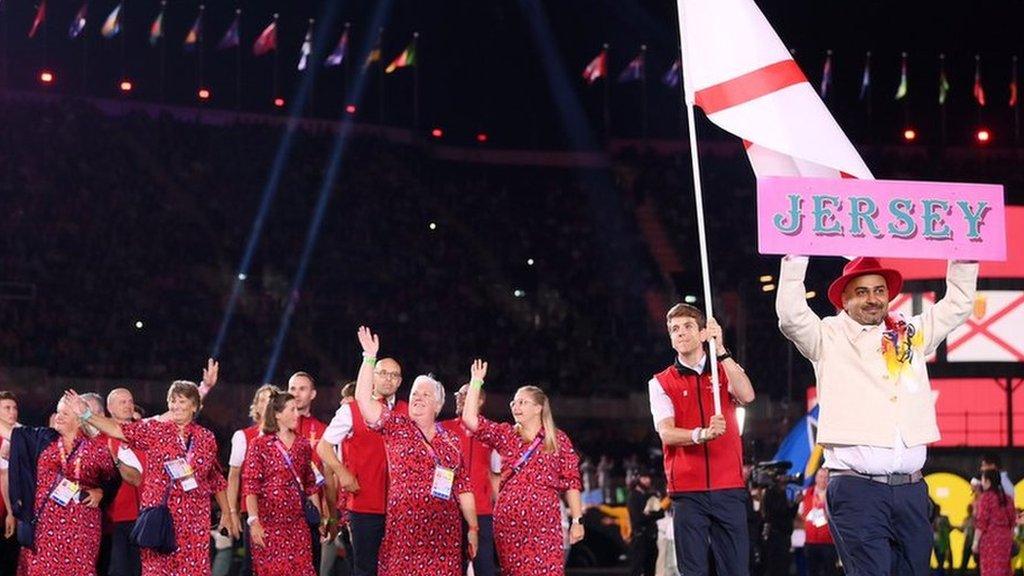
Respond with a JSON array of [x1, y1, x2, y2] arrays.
[[430, 466, 455, 500], [51, 477, 81, 506]]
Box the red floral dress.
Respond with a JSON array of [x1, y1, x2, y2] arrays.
[[242, 434, 318, 576], [122, 419, 226, 576], [371, 410, 470, 576], [473, 417, 582, 576], [24, 434, 117, 576], [976, 490, 1017, 576]]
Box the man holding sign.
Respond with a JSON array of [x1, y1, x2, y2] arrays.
[[776, 255, 978, 576], [648, 303, 755, 576]]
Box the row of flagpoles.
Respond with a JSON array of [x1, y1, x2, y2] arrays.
[[11, 0, 1024, 142], [581, 46, 1020, 107], [23, 0, 1021, 107]]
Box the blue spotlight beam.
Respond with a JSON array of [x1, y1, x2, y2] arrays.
[[211, 2, 348, 360], [262, 0, 395, 384]]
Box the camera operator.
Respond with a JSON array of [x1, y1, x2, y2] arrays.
[[750, 462, 798, 576]]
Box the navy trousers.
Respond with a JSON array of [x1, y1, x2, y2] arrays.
[[825, 475, 932, 576], [672, 488, 750, 576], [349, 512, 386, 576]]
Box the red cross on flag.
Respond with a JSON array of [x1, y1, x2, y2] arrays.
[[678, 0, 873, 179], [889, 291, 1024, 362]]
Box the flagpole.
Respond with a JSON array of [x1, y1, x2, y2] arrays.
[[235, 8, 242, 112], [272, 13, 280, 105], [120, 0, 127, 88], [939, 53, 947, 147], [307, 18, 315, 114], [197, 5, 206, 100], [160, 1, 167, 102], [640, 44, 648, 140], [413, 31, 420, 131], [82, 15, 89, 95], [1013, 55, 1020, 146], [378, 27, 385, 125], [864, 51, 872, 142], [674, 1, 722, 415], [602, 42, 610, 145], [342, 22, 351, 104]]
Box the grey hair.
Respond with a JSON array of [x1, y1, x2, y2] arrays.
[[411, 374, 445, 410]]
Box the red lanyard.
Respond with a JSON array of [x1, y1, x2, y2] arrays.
[[415, 424, 445, 467], [57, 438, 84, 481]]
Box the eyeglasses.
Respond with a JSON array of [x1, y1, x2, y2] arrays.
[[374, 370, 402, 381]]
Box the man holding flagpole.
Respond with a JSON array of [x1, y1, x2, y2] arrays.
[[648, 304, 755, 576]]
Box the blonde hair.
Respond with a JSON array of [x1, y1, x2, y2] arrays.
[[249, 384, 280, 423], [515, 385, 558, 454]]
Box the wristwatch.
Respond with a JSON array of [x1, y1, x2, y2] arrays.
[[570, 517, 583, 526], [246, 515, 260, 526]]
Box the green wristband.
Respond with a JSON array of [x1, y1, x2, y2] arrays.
[[470, 378, 484, 390], [80, 408, 93, 421], [363, 355, 377, 366]]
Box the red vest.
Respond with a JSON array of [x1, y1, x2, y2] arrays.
[[342, 399, 408, 514], [440, 418, 495, 515], [105, 436, 143, 523], [655, 362, 745, 493], [239, 425, 261, 513], [0, 437, 7, 517]]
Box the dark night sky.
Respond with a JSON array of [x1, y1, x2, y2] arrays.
[[2, 0, 1024, 147]]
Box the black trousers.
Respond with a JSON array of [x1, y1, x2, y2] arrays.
[[104, 521, 141, 576], [805, 543, 840, 576], [0, 531, 19, 576], [672, 488, 751, 576], [629, 534, 659, 576], [349, 512, 386, 576], [826, 475, 932, 576], [462, 515, 496, 576]]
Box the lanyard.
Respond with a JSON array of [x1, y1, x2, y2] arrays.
[[177, 432, 195, 465], [508, 433, 544, 477], [57, 438, 85, 481], [415, 424, 445, 466], [273, 438, 307, 497]]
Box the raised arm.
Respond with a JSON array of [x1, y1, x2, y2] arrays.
[[66, 390, 126, 441], [918, 261, 979, 355], [776, 255, 824, 361], [197, 358, 219, 405], [461, 359, 488, 433], [355, 326, 383, 425]]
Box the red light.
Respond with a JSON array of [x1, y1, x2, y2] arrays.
[[902, 128, 916, 142], [273, 98, 285, 108], [476, 133, 488, 143], [345, 104, 357, 114], [976, 129, 991, 143], [119, 80, 133, 92], [431, 128, 443, 138], [198, 88, 211, 100], [39, 70, 55, 84]]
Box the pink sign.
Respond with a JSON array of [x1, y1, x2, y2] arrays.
[[757, 177, 1006, 261]]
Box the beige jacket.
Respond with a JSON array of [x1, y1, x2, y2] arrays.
[[776, 257, 978, 448]]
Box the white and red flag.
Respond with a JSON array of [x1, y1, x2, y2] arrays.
[[582, 48, 607, 84], [677, 0, 872, 179]]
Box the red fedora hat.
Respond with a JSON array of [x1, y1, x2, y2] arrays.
[[827, 257, 904, 310]]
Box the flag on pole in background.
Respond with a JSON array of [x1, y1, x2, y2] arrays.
[[217, 12, 240, 50], [385, 36, 417, 73], [253, 16, 277, 56], [363, 33, 381, 70], [183, 7, 202, 51], [297, 19, 314, 71], [662, 59, 681, 88], [617, 48, 645, 83], [1010, 56, 1019, 108], [582, 47, 607, 84], [974, 54, 987, 106], [149, 4, 165, 46], [819, 50, 832, 98], [939, 55, 951, 105], [858, 51, 871, 100], [101, 3, 121, 39], [677, 0, 872, 179], [28, 0, 46, 39], [325, 24, 349, 67], [68, 2, 87, 39], [895, 52, 908, 100]]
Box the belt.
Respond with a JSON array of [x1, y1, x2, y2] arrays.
[[829, 469, 923, 486]]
